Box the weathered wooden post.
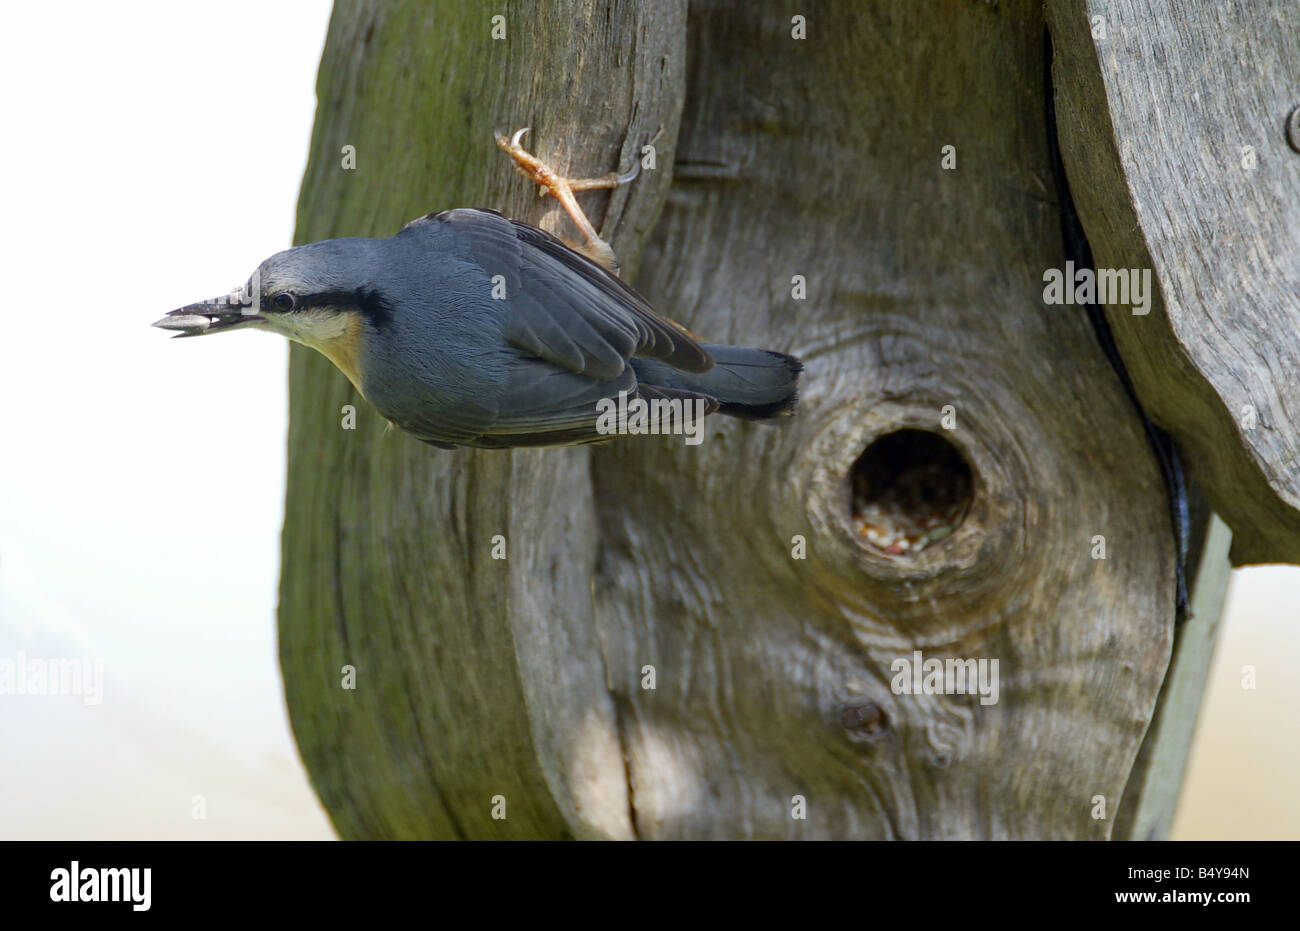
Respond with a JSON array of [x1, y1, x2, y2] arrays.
[[278, 0, 1290, 839]]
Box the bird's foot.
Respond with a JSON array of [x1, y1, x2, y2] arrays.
[[495, 127, 640, 274]]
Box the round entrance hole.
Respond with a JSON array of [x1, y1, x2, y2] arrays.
[[849, 429, 973, 556]]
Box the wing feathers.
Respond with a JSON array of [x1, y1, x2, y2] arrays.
[[427, 209, 712, 380], [391, 209, 718, 447]]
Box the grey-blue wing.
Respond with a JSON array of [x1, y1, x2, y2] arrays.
[[389, 208, 718, 448], [471, 360, 640, 448], [407, 209, 714, 379]]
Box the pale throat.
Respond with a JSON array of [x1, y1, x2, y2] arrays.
[[268, 309, 366, 394]]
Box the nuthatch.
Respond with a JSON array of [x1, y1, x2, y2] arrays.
[[154, 131, 801, 449]]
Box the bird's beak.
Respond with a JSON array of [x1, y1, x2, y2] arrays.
[[151, 291, 265, 338]]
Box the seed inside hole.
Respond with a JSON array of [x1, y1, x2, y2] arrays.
[[849, 429, 973, 556]]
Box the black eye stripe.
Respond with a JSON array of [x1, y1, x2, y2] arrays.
[[259, 288, 391, 325], [278, 288, 392, 326]]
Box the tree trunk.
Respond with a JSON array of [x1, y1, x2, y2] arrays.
[[278, 0, 1275, 839]]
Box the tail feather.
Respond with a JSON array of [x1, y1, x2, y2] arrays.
[[637, 383, 721, 416], [630, 343, 802, 421]]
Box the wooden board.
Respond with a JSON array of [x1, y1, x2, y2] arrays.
[[1049, 0, 1300, 565]]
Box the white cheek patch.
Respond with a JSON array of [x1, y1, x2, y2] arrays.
[[265, 308, 353, 347]]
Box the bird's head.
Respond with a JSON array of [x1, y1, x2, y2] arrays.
[[153, 239, 390, 392]]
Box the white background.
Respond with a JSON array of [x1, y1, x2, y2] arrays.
[[0, 0, 1294, 839], [0, 0, 334, 839]]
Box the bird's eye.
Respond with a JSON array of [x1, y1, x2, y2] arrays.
[[272, 293, 295, 312]]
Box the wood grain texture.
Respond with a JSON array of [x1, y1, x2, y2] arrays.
[[281, 0, 687, 839], [1114, 514, 1232, 840], [278, 0, 1190, 839], [589, 0, 1173, 838], [1048, 0, 1300, 565]]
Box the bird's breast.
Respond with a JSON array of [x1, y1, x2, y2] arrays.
[[290, 312, 367, 395]]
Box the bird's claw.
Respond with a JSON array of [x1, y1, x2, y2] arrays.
[[494, 126, 637, 273]]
